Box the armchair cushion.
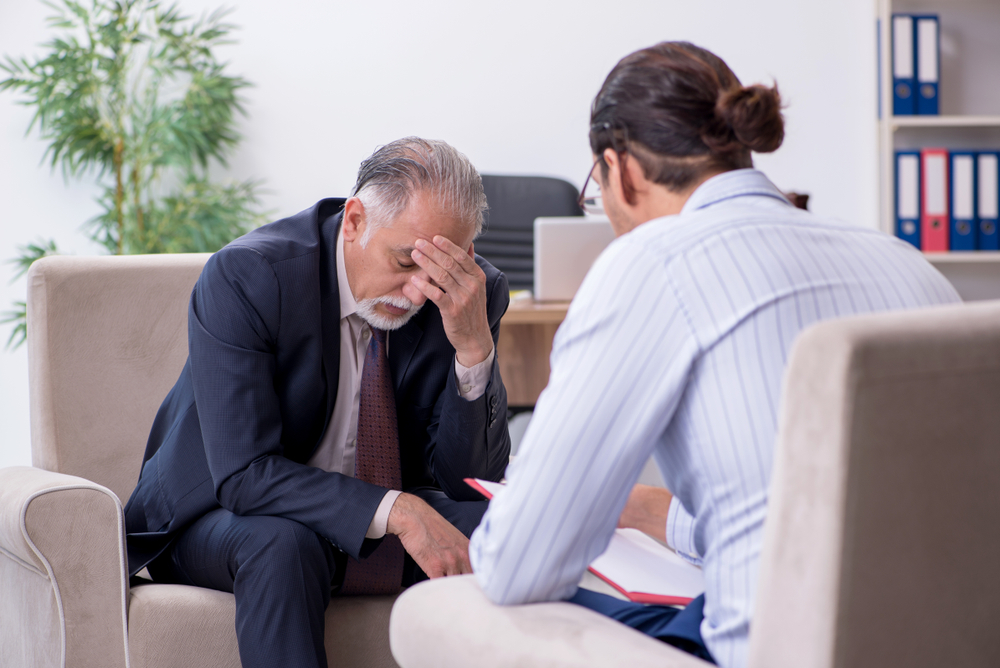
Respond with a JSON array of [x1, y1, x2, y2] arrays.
[[128, 585, 398, 668]]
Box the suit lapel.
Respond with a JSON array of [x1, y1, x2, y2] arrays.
[[320, 209, 344, 430], [389, 318, 423, 389], [321, 296, 341, 424]]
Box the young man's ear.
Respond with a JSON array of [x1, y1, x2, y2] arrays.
[[342, 197, 366, 243], [602, 147, 619, 172], [602, 147, 648, 205], [601, 148, 626, 204]]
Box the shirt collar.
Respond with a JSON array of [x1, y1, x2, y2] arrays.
[[680, 168, 791, 215], [337, 225, 359, 321]]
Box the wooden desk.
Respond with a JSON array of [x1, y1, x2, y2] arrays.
[[497, 300, 569, 406]]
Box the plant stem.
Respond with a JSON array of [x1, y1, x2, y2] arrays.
[[133, 160, 143, 249], [114, 137, 124, 254]]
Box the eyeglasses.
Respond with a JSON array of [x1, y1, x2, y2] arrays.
[[579, 120, 624, 216], [578, 159, 604, 216]]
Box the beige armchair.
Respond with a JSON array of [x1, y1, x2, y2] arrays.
[[0, 254, 399, 668], [389, 300, 1000, 668]]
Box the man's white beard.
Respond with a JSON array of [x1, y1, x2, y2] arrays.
[[355, 294, 422, 331]]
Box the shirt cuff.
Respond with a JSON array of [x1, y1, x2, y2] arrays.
[[365, 489, 402, 539], [665, 495, 702, 566], [454, 346, 495, 401]]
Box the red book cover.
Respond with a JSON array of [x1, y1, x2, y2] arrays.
[[586, 564, 696, 606], [465, 477, 495, 500], [921, 148, 950, 252]]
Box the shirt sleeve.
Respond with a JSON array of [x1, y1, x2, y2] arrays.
[[365, 490, 402, 539], [469, 238, 700, 605], [454, 346, 495, 401], [666, 495, 702, 566]]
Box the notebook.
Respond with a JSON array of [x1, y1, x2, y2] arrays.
[[465, 478, 704, 606]]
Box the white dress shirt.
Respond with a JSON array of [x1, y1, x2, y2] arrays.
[[469, 169, 960, 668], [307, 226, 494, 539]]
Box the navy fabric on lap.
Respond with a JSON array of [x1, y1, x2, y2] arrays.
[[569, 589, 715, 664], [148, 508, 343, 668]]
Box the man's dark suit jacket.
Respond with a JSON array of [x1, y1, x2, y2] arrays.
[[124, 198, 511, 576]]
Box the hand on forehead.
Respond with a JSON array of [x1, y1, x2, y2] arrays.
[[404, 228, 491, 369], [398, 190, 475, 251]]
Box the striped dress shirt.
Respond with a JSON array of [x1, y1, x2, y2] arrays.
[[469, 169, 960, 668]]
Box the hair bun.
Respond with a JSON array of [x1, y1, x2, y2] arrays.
[[716, 84, 784, 154]]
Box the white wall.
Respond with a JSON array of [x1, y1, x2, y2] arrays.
[[0, 0, 878, 469]]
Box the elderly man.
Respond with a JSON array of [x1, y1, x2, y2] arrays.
[[124, 137, 511, 668]]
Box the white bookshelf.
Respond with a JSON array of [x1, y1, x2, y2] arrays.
[[876, 0, 1000, 264], [922, 252, 1000, 264], [890, 115, 1000, 129]]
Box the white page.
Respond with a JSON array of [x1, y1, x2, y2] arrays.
[[590, 528, 704, 600], [471, 479, 705, 599]]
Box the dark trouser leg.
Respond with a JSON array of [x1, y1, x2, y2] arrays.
[[569, 589, 715, 664], [402, 487, 488, 585], [148, 508, 341, 668]]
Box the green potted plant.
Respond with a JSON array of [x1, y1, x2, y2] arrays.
[[1, 0, 267, 348]]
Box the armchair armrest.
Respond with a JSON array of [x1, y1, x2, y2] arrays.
[[389, 575, 709, 668], [0, 466, 129, 668]]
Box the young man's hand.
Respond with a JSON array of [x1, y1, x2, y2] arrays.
[[617, 484, 673, 542]]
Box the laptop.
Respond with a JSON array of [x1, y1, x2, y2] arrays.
[[533, 216, 616, 302]]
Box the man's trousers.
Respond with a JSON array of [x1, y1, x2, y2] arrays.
[[569, 588, 715, 664], [147, 489, 488, 668]]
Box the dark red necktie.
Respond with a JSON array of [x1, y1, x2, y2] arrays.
[[340, 327, 405, 595]]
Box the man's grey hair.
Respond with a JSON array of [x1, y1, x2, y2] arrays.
[[352, 137, 488, 247]]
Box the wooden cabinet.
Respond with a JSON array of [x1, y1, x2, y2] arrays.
[[496, 300, 568, 406]]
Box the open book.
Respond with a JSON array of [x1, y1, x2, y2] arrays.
[[465, 478, 704, 606]]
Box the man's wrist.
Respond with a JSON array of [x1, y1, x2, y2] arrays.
[[455, 339, 493, 368], [455, 346, 495, 400], [366, 490, 402, 539], [386, 492, 418, 536]]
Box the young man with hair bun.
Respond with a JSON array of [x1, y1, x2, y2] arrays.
[[470, 42, 957, 667]]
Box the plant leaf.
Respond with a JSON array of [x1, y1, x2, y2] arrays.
[[1, 301, 27, 350]]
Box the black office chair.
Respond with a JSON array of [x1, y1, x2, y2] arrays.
[[476, 175, 583, 291]]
